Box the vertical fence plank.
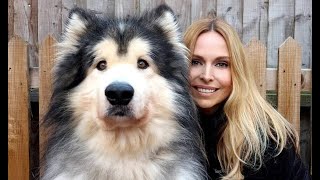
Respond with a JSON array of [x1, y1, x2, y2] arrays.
[[245, 38, 267, 98], [13, 0, 31, 43], [29, 0, 39, 67], [242, 0, 260, 45], [190, 0, 202, 21], [259, 0, 269, 46], [216, 0, 242, 39], [13, 0, 39, 67], [278, 37, 301, 134], [294, 0, 312, 68], [267, 0, 295, 68], [115, 0, 139, 18], [39, 36, 57, 177], [8, 37, 30, 180], [38, 0, 62, 43], [8, 0, 14, 40]]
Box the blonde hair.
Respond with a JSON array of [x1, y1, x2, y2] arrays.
[[184, 17, 299, 179]]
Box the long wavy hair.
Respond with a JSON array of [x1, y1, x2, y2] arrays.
[[184, 17, 299, 179]]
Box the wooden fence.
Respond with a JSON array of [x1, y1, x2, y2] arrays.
[[8, 35, 312, 179], [8, 0, 312, 69]]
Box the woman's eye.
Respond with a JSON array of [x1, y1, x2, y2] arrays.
[[191, 60, 201, 66], [137, 59, 149, 69], [215, 62, 228, 68], [97, 60, 107, 71]]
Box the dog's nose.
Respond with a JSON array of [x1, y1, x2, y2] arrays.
[[105, 82, 134, 105]]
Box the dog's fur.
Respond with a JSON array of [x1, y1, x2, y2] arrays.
[[41, 4, 207, 180]]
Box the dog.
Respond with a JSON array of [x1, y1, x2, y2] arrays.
[[41, 4, 207, 180]]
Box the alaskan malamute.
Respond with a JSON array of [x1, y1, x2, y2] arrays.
[[41, 4, 207, 180]]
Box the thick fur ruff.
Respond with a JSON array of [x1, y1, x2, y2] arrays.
[[41, 4, 207, 180]]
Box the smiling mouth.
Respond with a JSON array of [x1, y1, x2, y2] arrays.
[[194, 87, 218, 93]]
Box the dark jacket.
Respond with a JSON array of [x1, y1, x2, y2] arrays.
[[199, 105, 311, 180]]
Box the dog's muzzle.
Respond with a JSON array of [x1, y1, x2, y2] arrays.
[[105, 82, 134, 105]]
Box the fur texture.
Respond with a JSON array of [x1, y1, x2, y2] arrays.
[[41, 4, 207, 180]]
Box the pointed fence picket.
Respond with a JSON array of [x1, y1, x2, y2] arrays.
[[277, 37, 302, 135], [245, 38, 267, 98], [8, 36, 30, 180]]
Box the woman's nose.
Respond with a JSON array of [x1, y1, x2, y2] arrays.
[[199, 66, 214, 82]]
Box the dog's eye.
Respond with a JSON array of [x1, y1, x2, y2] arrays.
[[137, 59, 149, 69], [97, 61, 107, 71]]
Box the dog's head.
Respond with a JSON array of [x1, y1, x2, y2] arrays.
[[51, 5, 190, 132]]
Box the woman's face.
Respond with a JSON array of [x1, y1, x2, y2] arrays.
[[189, 31, 232, 113]]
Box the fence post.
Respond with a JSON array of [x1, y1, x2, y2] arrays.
[[278, 37, 302, 136], [39, 35, 56, 177], [8, 36, 30, 180], [245, 38, 267, 98]]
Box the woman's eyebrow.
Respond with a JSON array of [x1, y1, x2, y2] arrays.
[[192, 54, 203, 59], [216, 56, 230, 61]]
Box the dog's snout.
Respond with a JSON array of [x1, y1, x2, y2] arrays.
[[105, 82, 134, 105]]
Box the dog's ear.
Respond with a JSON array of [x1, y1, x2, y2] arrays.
[[57, 8, 96, 55], [64, 7, 95, 40], [145, 4, 182, 41], [56, 8, 97, 64], [54, 8, 97, 91], [142, 4, 187, 56]]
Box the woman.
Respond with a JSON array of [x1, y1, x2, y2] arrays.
[[184, 17, 311, 179]]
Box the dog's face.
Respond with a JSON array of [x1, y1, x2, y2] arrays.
[[53, 6, 189, 132], [69, 36, 174, 131]]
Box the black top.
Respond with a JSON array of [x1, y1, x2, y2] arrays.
[[199, 105, 311, 180]]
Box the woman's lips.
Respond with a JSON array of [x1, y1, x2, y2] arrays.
[[192, 85, 218, 94]]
